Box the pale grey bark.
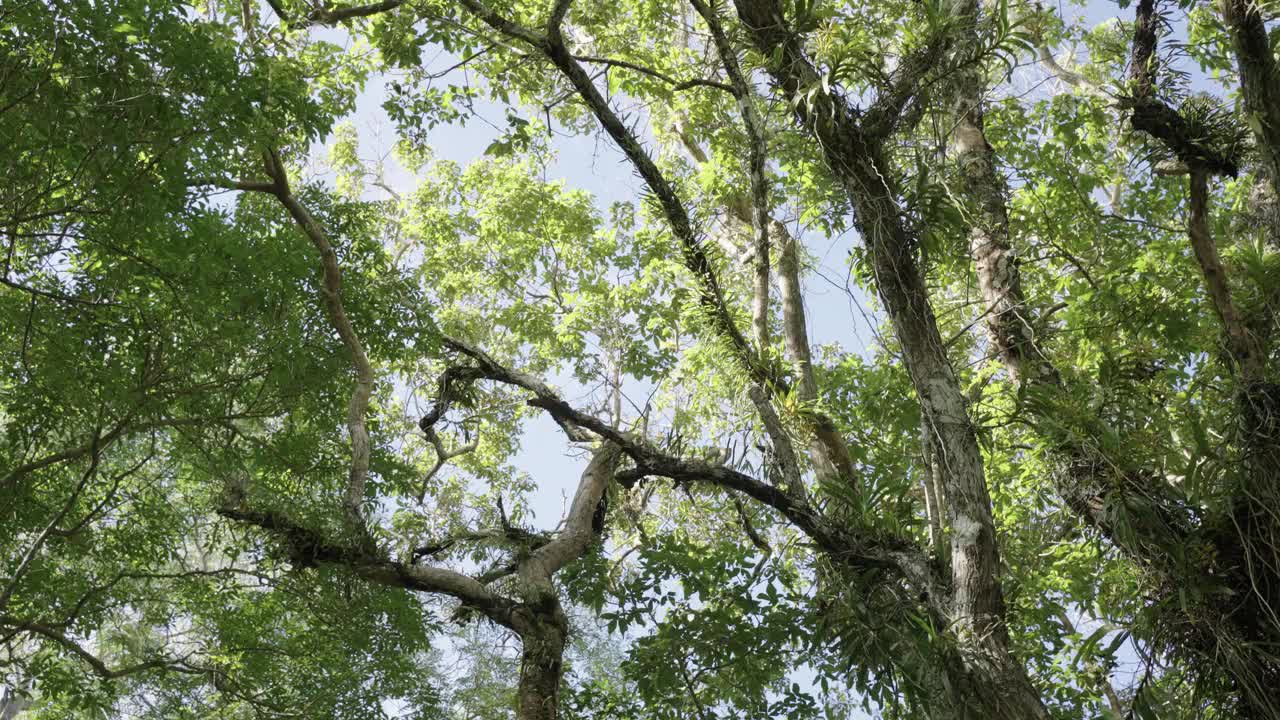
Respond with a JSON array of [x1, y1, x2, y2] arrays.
[[0, 686, 29, 720], [919, 417, 943, 554]]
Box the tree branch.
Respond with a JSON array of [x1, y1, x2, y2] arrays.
[[218, 504, 516, 624], [1188, 170, 1260, 380], [526, 442, 621, 577], [0, 615, 205, 680], [198, 151, 377, 529], [862, 35, 952, 141], [457, 1, 781, 392], [438, 337, 917, 578], [1, 433, 103, 610], [571, 54, 733, 93], [308, 0, 406, 25]]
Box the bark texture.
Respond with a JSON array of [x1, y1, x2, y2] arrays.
[[730, 1, 1048, 716], [515, 612, 568, 720]]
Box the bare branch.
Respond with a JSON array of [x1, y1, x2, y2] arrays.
[[1036, 45, 1105, 96], [426, 340, 592, 443], [746, 384, 804, 500], [417, 430, 480, 502], [571, 54, 733, 93], [439, 337, 921, 580], [0, 615, 205, 680], [185, 177, 278, 193], [733, 496, 771, 553]]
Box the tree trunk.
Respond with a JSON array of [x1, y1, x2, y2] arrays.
[[730, 3, 1049, 716], [515, 611, 568, 720]]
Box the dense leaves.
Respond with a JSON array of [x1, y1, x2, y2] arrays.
[[5, 0, 1280, 718]]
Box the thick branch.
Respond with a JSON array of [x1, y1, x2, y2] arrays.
[[455, 0, 545, 47], [675, 128, 855, 489], [688, 0, 860, 496], [433, 338, 592, 442], [862, 36, 952, 141], [526, 442, 621, 577], [440, 338, 920, 578], [773, 220, 857, 486], [1036, 46, 1104, 96]]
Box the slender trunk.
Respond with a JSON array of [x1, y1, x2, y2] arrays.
[[1188, 171, 1260, 380], [953, 80, 1057, 386], [676, 129, 854, 489], [775, 221, 856, 486]]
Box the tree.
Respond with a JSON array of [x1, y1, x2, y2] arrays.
[[3, 0, 1280, 717]]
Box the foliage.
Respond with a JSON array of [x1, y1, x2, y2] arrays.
[[4, 0, 1280, 718]]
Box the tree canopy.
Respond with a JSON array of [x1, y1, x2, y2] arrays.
[[3, 0, 1280, 717]]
